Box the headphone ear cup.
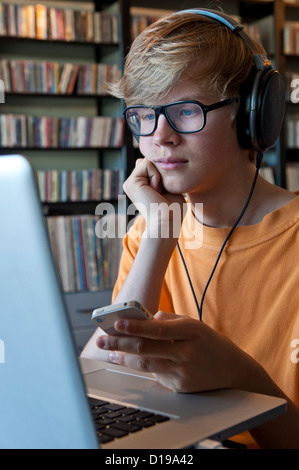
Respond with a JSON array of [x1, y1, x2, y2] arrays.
[[254, 69, 285, 152], [237, 68, 285, 152], [236, 68, 256, 150]]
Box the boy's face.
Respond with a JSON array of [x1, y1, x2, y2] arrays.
[[138, 73, 249, 201]]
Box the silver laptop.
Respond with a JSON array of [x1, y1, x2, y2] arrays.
[[0, 154, 286, 449]]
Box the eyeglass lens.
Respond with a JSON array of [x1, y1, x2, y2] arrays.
[[125, 102, 205, 135]]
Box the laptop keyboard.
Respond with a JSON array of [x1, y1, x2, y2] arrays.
[[89, 398, 170, 444]]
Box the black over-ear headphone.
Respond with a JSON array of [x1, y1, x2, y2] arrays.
[[177, 8, 285, 153]]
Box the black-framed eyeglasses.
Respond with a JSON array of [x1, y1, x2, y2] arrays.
[[124, 98, 237, 137]]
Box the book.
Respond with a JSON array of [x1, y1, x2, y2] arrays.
[[286, 163, 299, 191], [36, 3, 47, 40], [259, 166, 275, 185], [283, 21, 299, 55], [46, 214, 124, 292], [130, 7, 175, 40]]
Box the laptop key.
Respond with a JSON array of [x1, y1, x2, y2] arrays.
[[133, 410, 154, 419], [94, 422, 105, 430], [117, 414, 137, 423], [106, 411, 122, 419], [103, 403, 126, 412], [97, 433, 114, 444], [111, 422, 141, 433], [97, 416, 116, 425], [120, 407, 140, 415], [130, 419, 155, 428], [101, 427, 128, 438], [89, 398, 110, 407], [92, 408, 108, 417], [148, 414, 170, 423]]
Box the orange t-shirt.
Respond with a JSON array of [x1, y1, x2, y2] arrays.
[[113, 195, 299, 447]]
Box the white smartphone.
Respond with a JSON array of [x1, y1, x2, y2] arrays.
[[92, 300, 153, 335]]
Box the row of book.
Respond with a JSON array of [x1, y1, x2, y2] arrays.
[[0, 3, 118, 43], [285, 116, 299, 149], [130, 8, 174, 40], [46, 214, 124, 292], [259, 165, 298, 191], [283, 21, 299, 55], [246, 15, 275, 56], [0, 59, 121, 95], [286, 163, 299, 192], [61, 63, 120, 95], [35, 168, 125, 203], [131, 14, 163, 40], [246, 15, 299, 58], [0, 114, 125, 148]]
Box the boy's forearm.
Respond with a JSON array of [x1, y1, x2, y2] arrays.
[[113, 235, 178, 314]]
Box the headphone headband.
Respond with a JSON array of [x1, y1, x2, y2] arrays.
[[177, 8, 271, 70], [178, 8, 243, 31]]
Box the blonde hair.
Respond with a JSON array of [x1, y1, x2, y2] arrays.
[[110, 12, 266, 106]]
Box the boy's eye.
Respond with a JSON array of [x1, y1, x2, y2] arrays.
[[179, 106, 201, 117], [142, 111, 155, 121], [181, 108, 194, 116]]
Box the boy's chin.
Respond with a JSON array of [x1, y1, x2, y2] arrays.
[[160, 179, 186, 196]]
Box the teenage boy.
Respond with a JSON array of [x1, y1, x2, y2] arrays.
[[82, 10, 299, 448]]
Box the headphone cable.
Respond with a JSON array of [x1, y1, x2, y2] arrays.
[[177, 152, 263, 321]]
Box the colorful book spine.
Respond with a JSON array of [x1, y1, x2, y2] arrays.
[[46, 214, 124, 292]]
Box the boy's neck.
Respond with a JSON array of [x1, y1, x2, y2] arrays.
[[189, 172, 295, 229]]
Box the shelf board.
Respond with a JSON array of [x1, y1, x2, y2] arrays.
[[284, 1, 299, 9], [42, 199, 120, 216], [0, 35, 118, 47], [0, 147, 123, 152], [4, 92, 116, 99]]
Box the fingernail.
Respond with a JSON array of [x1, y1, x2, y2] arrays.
[[97, 336, 108, 349], [114, 320, 127, 332], [109, 352, 118, 363]]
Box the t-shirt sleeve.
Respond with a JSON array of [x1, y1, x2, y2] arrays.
[[112, 215, 175, 314]]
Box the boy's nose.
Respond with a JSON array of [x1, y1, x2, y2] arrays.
[[153, 115, 181, 146]]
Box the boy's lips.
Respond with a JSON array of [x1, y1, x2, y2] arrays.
[[155, 158, 188, 170]]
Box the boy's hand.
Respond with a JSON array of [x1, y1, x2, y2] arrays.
[[123, 159, 186, 239], [96, 311, 252, 394]]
